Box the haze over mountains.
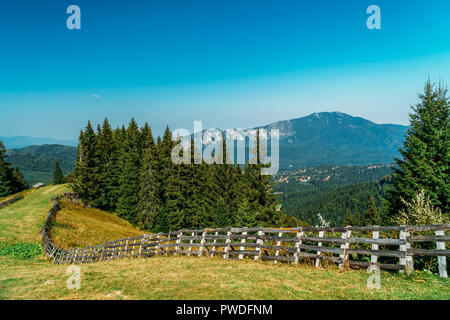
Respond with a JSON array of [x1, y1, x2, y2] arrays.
[[2, 112, 408, 184], [0, 136, 77, 149]]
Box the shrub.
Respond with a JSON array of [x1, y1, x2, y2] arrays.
[[0, 242, 42, 259]]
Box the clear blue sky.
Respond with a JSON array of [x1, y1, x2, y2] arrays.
[[1, 0, 450, 139]]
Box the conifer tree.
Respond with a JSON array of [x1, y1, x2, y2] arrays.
[[155, 208, 170, 233], [363, 196, 380, 226], [0, 141, 14, 197], [137, 127, 160, 230], [116, 119, 142, 223], [343, 208, 354, 226], [236, 198, 257, 227], [52, 161, 65, 185], [72, 121, 101, 205], [386, 81, 450, 221], [214, 201, 231, 227], [353, 203, 361, 226], [12, 166, 27, 192]]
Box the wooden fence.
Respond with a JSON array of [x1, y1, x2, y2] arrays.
[[0, 194, 24, 209], [41, 200, 449, 278]]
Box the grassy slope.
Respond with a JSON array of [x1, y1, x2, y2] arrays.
[[0, 185, 69, 243], [50, 199, 146, 248], [0, 256, 449, 300], [0, 185, 449, 300]]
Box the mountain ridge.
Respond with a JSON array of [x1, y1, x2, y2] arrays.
[[255, 112, 408, 169], [0, 136, 78, 149]]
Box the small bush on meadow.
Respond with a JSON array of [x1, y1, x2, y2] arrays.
[[0, 242, 42, 259]]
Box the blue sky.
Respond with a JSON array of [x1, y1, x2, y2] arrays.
[[0, 0, 450, 139]]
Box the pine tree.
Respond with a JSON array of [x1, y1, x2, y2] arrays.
[[214, 201, 231, 227], [52, 161, 65, 185], [116, 119, 142, 223], [353, 202, 361, 226], [343, 208, 354, 226], [12, 166, 27, 192], [236, 198, 257, 227], [0, 141, 14, 197], [155, 208, 170, 233], [72, 122, 101, 205], [364, 196, 380, 226], [386, 81, 450, 221], [137, 126, 159, 230]]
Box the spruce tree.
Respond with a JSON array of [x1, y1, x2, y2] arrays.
[[236, 198, 257, 227], [214, 200, 231, 227], [386, 81, 450, 221], [363, 196, 381, 226], [72, 122, 101, 205], [155, 208, 170, 233], [353, 203, 361, 226], [52, 161, 65, 185], [0, 141, 14, 197], [116, 119, 142, 223], [137, 127, 160, 230], [12, 166, 27, 192], [343, 208, 354, 226]]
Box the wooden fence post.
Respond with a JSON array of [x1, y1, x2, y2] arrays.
[[199, 230, 206, 256], [239, 229, 247, 260], [435, 230, 448, 278], [370, 230, 379, 272], [254, 230, 264, 262], [293, 228, 303, 264], [155, 234, 161, 256], [123, 238, 129, 257], [315, 231, 324, 267], [399, 228, 413, 274], [211, 231, 218, 257], [274, 231, 283, 264], [188, 232, 195, 256], [175, 231, 182, 256], [165, 234, 171, 256], [339, 227, 351, 270], [223, 229, 232, 260], [139, 235, 146, 257]]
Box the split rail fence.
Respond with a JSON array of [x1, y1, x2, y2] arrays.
[[41, 200, 449, 278]]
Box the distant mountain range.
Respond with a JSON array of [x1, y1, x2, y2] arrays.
[[0, 136, 77, 149], [1, 112, 409, 181], [257, 112, 408, 169]]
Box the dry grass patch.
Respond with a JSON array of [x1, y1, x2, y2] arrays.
[[49, 199, 146, 248]]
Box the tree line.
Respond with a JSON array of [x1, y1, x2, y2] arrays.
[[71, 119, 284, 232], [0, 141, 27, 197]]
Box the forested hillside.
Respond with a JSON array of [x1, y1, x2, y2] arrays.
[[6, 145, 77, 185], [274, 165, 393, 226], [72, 119, 285, 232]]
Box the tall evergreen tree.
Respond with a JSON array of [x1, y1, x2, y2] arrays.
[[137, 124, 160, 230], [72, 122, 101, 205], [116, 119, 142, 223], [386, 81, 450, 221], [0, 141, 13, 197], [155, 208, 170, 233], [12, 166, 27, 192], [214, 200, 231, 227], [363, 196, 380, 226], [52, 161, 65, 185], [343, 208, 354, 226]]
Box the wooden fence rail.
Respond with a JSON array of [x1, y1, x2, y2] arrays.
[[41, 200, 449, 278]]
